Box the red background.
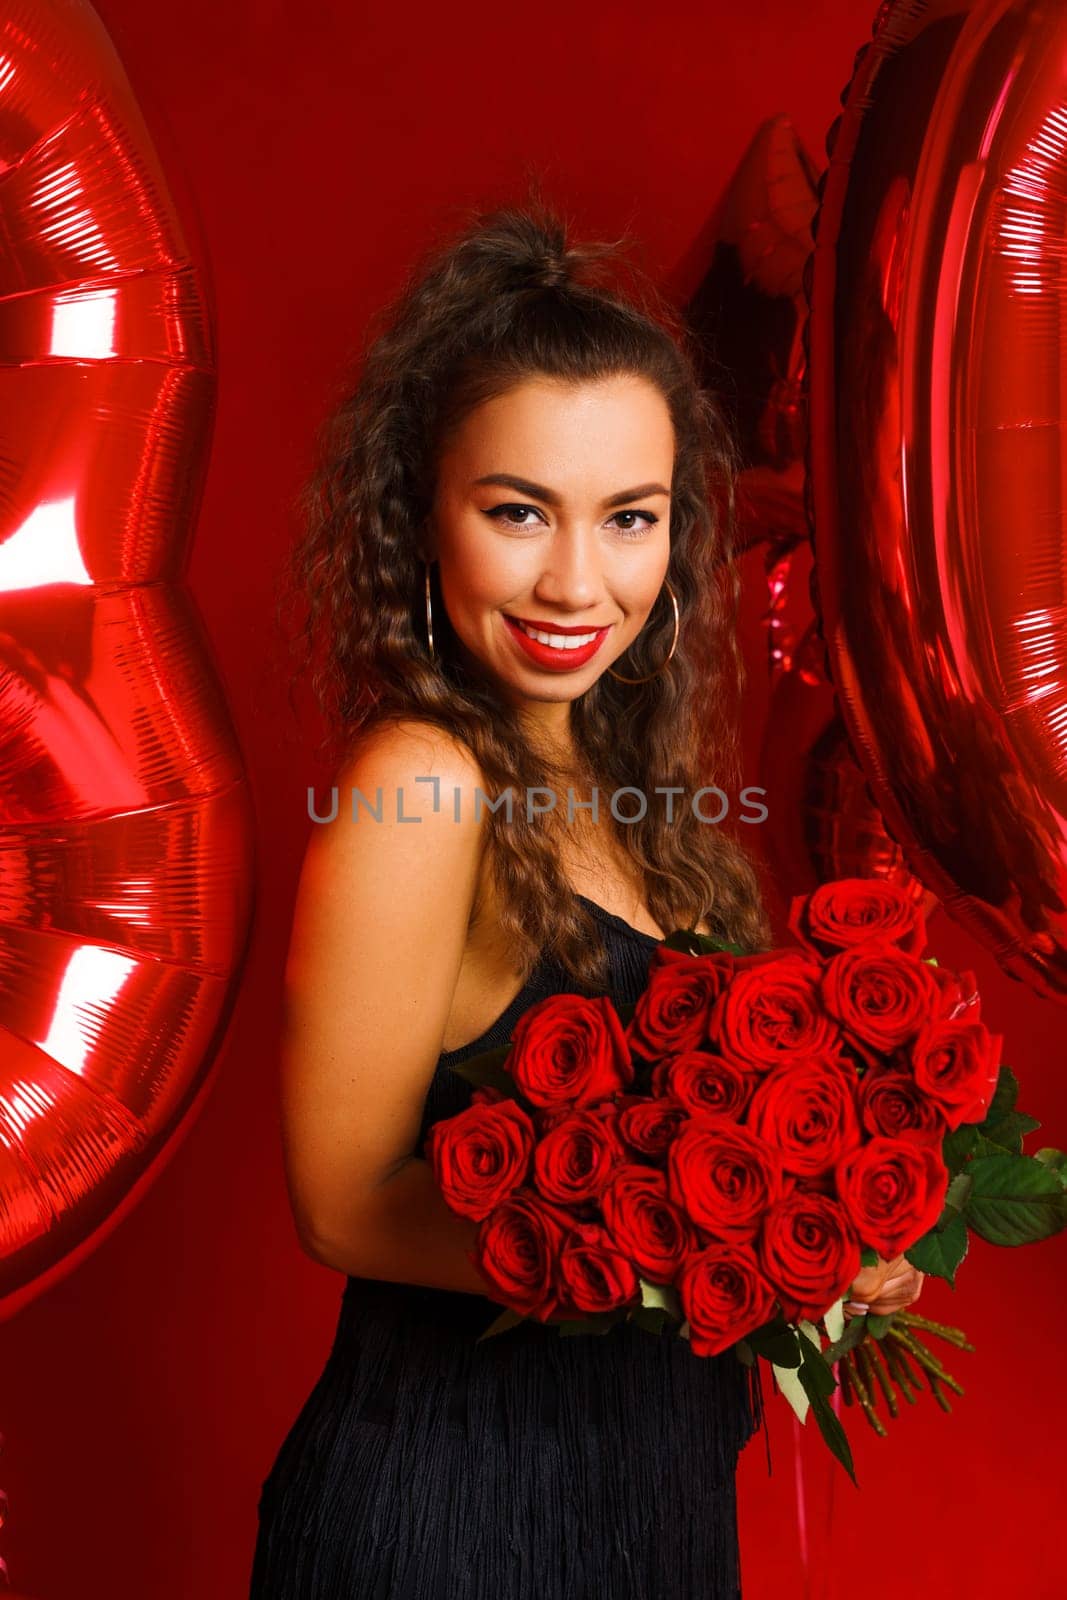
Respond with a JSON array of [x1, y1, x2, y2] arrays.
[[3, 2, 1064, 1596]]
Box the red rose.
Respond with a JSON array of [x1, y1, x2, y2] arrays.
[[821, 940, 943, 1052], [425, 1098, 535, 1220], [617, 1097, 689, 1161], [910, 1019, 1001, 1130], [759, 1190, 862, 1324], [835, 1136, 949, 1259], [533, 1106, 627, 1205], [507, 993, 633, 1109], [930, 964, 981, 1022], [710, 954, 844, 1072], [789, 878, 928, 959], [858, 1067, 947, 1146], [557, 1221, 639, 1314], [668, 1116, 788, 1243], [745, 1056, 863, 1178], [652, 1049, 754, 1120], [627, 949, 735, 1060], [677, 1243, 777, 1357], [472, 1189, 571, 1320], [600, 1164, 695, 1282]]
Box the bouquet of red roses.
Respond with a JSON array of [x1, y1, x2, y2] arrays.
[[426, 878, 1067, 1478]]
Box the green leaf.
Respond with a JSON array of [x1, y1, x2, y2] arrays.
[[750, 1326, 804, 1368], [865, 1313, 894, 1340], [943, 1123, 979, 1172], [979, 1065, 1020, 1130], [765, 1326, 815, 1423], [476, 1307, 527, 1342], [971, 1114, 1041, 1159], [962, 1154, 1067, 1245], [944, 1172, 974, 1213], [798, 1338, 858, 1484], [822, 1297, 846, 1347], [798, 1319, 824, 1356], [628, 1305, 672, 1335], [798, 1326, 835, 1396], [639, 1278, 683, 1320], [449, 1045, 519, 1096], [1035, 1148, 1067, 1187], [803, 1385, 858, 1485], [662, 927, 747, 957], [556, 1311, 624, 1337], [772, 1357, 811, 1424], [735, 1338, 755, 1367], [860, 1246, 879, 1268], [905, 1212, 968, 1286], [914, 1171, 971, 1266]]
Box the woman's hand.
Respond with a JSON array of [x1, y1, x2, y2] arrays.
[[842, 1251, 925, 1318]]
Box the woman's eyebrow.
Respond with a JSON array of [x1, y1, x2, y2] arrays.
[[471, 473, 670, 508]]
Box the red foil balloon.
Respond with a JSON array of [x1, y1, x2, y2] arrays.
[[0, 0, 254, 1316], [807, 0, 1067, 1000]]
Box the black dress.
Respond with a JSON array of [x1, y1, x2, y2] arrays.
[[250, 894, 765, 1599]]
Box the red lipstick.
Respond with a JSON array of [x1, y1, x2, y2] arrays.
[[503, 613, 611, 672]]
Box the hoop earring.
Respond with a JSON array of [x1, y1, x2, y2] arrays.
[[424, 560, 437, 664], [606, 580, 679, 684]]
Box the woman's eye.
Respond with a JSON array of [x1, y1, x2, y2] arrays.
[[485, 503, 543, 529], [610, 510, 658, 538], [484, 503, 658, 537]]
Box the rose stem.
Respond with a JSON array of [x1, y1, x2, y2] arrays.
[[925, 1369, 955, 1414], [896, 1309, 976, 1351], [837, 1357, 855, 1407], [889, 1328, 965, 1397], [858, 1339, 898, 1420], [881, 1335, 922, 1402], [844, 1350, 883, 1440]]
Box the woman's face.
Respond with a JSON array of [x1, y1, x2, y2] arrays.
[[428, 373, 674, 738]]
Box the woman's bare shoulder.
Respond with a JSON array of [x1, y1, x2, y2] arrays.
[[339, 716, 487, 792]]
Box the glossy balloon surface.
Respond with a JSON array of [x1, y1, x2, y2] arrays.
[[808, 0, 1067, 999], [0, 0, 255, 1317]]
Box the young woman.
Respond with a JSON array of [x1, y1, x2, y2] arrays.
[[250, 201, 922, 1598]]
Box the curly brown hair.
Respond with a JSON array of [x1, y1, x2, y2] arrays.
[[278, 193, 773, 990]]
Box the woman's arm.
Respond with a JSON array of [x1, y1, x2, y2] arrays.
[[279, 718, 498, 1295], [308, 1153, 495, 1295]]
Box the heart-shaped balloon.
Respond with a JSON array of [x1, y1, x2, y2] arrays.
[[806, 0, 1067, 1001], [0, 0, 255, 1323]]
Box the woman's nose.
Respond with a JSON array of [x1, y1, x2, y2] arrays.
[[533, 528, 603, 607]]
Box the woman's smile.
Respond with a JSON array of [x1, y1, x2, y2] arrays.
[[502, 612, 612, 671]]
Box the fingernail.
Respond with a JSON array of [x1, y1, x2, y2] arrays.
[[845, 1301, 869, 1314]]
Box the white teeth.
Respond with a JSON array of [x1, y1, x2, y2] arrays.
[[515, 620, 599, 650]]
